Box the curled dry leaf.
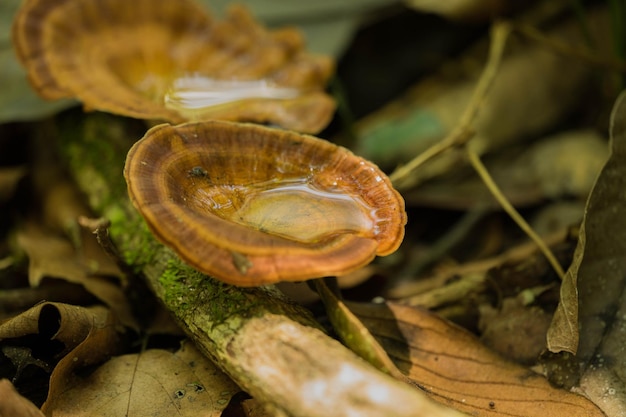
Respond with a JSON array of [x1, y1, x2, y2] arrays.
[[0, 302, 109, 356], [349, 301, 605, 417], [0, 302, 120, 407], [0, 379, 45, 417], [544, 91, 626, 416], [43, 343, 239, 417], [42, 306, 121, 413], [12, 0, 335, 133], [16, 220, 137, 329]]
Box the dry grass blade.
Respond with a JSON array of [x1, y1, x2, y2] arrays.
[[389, 20, 511, 188]]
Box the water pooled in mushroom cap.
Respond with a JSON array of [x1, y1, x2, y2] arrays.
[[164, 74, 300, 119], [189, 177, 378, 243], [125, 121, 406, 285], [13, 0, 335, 133]]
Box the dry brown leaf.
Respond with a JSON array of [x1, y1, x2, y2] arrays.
[[544, 90, 626, 417], [350, 301, 606, 417], [479, 294, 553, 365], [28, 138, 95, 244], [546, 235, 583, 354], [16, 220, 137, 329], [44, 343, 239, 417], [42, 305, 121, 412], [0, 302, 107, 354], [0, 302, 120, 408], [0, 379, 45, 417]]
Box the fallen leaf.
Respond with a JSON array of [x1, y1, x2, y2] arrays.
[[44, 343, 239, 417], [42, 307, 122, 412], [388, 229, 569, 304], [0, 379, 45, 417], [0, 303, 109, 356], [479, 293, 553, 365], [0, 302, 120, 407], [16, 221, 137, 329], [544, 90, 626, 416], [350, 301, 606, 417]]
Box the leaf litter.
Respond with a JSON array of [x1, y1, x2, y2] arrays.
[[543, 90, 626, 416], [0, 303, 120, 406], [1, 1, 626, 416], [349, 301, 605, 417], [315, 277, 603, 416], [44, 342, 239, 417]]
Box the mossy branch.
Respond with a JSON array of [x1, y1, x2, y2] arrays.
[[54, 111, 464, 417]]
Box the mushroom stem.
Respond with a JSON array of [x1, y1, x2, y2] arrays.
[[55, 112, 464, 417]]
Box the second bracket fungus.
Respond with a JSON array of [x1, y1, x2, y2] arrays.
[[12, 0, 335, 133], [124, 121, 406, 286]]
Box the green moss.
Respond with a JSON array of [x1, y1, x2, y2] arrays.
[[115, 219, 161, 271], [159, 258, 198, 312], [55, 109, 321, 345], [158, 257, 263, 328], [54, 111, 162, 272], [58, 112, 132, 207]]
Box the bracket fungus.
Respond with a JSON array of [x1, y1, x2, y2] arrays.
[[12, 0, 335, 133], [124, 121, 406, 286]]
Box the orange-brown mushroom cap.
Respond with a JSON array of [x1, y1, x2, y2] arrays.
[[124, 121, 406, 286], [12, 0, 335, 133]]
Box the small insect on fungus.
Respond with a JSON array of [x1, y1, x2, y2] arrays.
[[188, 166, 208, 178]]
